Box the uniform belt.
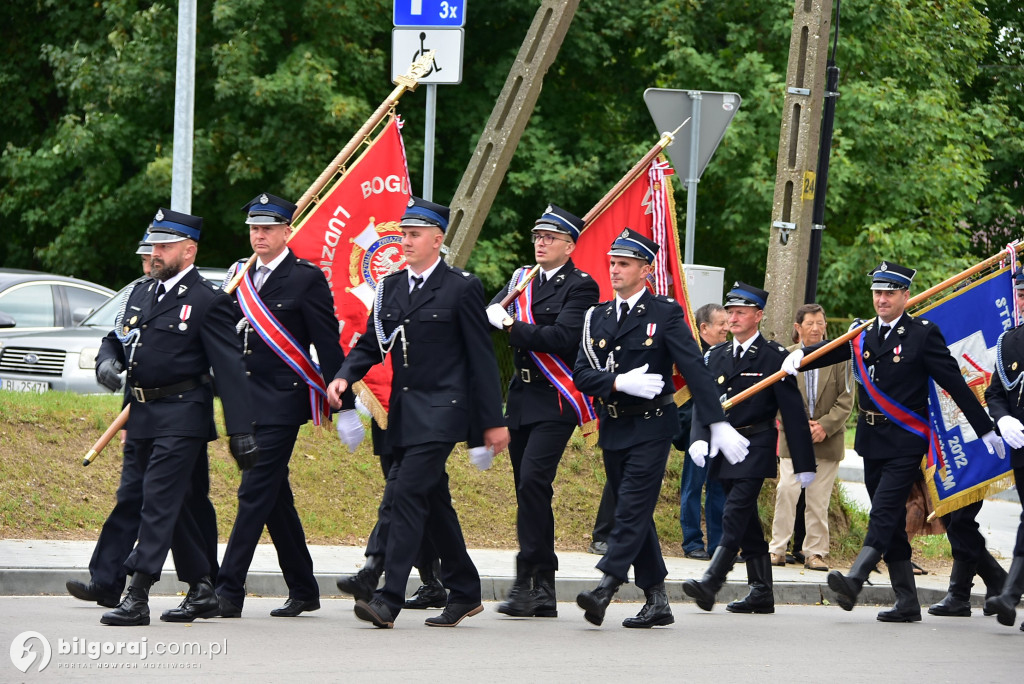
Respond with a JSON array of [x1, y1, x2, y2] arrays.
[[601, 393, 675, 419], [131, 374, 211, 403], [859, 407, 925, 426], [733, 419, 775, 438], [518, 368, 553, 387]]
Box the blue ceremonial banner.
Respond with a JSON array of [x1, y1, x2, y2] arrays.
[[917, 267, 1016, 516]]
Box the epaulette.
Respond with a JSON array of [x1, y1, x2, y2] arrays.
[[576, 269, 590, 278], [295, 258, 318, 269], [707, 341, 730, 353], [765, 339, 789, 355], [651, 293, 677, 305]]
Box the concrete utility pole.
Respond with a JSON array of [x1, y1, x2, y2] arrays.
[[170, 0, 197, 213], [762, 0, 833, 342], [443, 0, 580, 266]]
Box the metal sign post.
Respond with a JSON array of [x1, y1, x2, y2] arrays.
[[643, 89, 741, 264]]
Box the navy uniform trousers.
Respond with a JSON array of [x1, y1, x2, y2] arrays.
[[983, 325, 1024, 558]]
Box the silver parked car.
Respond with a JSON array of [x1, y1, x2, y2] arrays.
[[0, 268, 115, 336], [0, 267, 229, 394]]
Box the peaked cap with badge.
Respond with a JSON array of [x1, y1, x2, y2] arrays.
[[243, 192, 297, 225], [148, 207, 203, 243]]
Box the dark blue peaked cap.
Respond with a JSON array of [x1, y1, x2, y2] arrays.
[[243, 192, 297, 225], [607, 228, 659, 264], [1013, 267, 1024, 290], [148, 207, 203, 243], [725, 281, 769, 309], [869, 261, 916, 290], [400, 196, 450, 232], [534, 204, 584, 242]]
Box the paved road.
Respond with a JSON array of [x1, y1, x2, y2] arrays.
[[2, 597, 1020, 681]]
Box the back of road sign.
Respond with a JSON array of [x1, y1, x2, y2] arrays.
[[644, 89, 741, 180]]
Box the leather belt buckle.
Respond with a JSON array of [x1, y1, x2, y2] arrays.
[[606, 403, 618, 419], [520, 368, 531, 383], [131, 386, 147, 403]]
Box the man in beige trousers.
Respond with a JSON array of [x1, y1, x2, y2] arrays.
[[770, 303, 853, 571]]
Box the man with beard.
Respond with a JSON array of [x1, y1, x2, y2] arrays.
[[94, 207, 258, 626]]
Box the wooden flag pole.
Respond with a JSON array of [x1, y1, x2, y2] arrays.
[[723, 243, 1021, 410]]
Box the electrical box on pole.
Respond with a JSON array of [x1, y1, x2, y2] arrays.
[[762, 0, 833, 343]]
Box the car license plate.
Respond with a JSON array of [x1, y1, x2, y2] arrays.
[[1, 378, 49, 393]]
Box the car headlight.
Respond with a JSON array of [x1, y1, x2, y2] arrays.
[[79, 347, 99, 369]]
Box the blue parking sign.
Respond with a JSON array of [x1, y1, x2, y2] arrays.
[[394, 0, 466, 28]]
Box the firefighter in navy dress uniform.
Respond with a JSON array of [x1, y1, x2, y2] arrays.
[[782, 261, 1003, 622], [326, 197, 510, 629], [484, 204, 599, 618], [572, 229, 749, 628], [983, 267, 1024, 631], [93, 207, 258, 626], [682, 282, 815, 615]]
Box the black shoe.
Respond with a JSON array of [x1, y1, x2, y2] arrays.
[[425, 601, 483, 627], [497, 559, 535, 617], [684, 548, 711, 561], [271, 597, 321, 617], [984, 556, 1024, 627], [976, 550, 1008, 616], [215, 594, 242, 618], [575, 574, 622, 626], [66, 580, 121, 608], [726, 554, 775, 614], [877, 560, 922, 623], [530, 569, 558, 618], [336, 556, 384, 603], [622, 583, 674, 628], [587, 540, 608, 555], [827, 546, 882, 612], [160, 577, 219, 622], [928, 560, 975, 617], [682, 546, 735, 612], [354, 597, 395, 629], [405, 581, 447, 609], [101, 573, 154, 626]]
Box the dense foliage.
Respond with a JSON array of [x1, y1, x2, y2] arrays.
[[1, 1, 1020, 318]]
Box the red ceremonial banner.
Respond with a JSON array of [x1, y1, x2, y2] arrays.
[[573, 155, 697, 399], [288, 115, 412, 427]]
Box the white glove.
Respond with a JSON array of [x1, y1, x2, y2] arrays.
[[353, 395, 371, 420], [486, 303, 508, 330], [981, 428, 1008, 459], [335, 410, 365, 452], [688, 440, 709, 468], [469, 445, 495, 471], [997, 416, 1024, 450], [781, 349, 804, 376], [615, 363, 665, 399], [709, 421, 750, 465], [797, 471, 816, 488]]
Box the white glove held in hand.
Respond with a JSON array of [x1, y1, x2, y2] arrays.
[[709, 421, 750, 465], [981, 428, 1008, 459], [781, 349, 804, 376], [335, 410, 365, 452], [688, 440, 709, 468], [996, 416, 1024, 450], [615, 363, 665, 400], [486, 303, 508, 330], [353, 395, 371, 420], [469, 446, 495, 470], [797, 471, 816, 488]]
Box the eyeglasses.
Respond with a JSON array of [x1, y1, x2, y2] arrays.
[[531, 233, 571, 245]]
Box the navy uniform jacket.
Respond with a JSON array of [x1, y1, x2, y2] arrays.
[[984, 324, 1024, 469], [692, 333, 815, 479], [805, 312, 993, 460], [97, 267, 253, 439], [337, 262, 505, 448], [230, 250, 351, 426], [573, 290, 726, 451], [489, 260, 600, 428]]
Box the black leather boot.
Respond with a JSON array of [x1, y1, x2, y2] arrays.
[[66, 579, 121, 608], [984, 556, 1024, 627], [405, 559, 447, 609], [575, 573, 622, 626], [497, 558, 535, 617], [101, 572, 154, 626], [827, 546, 882, 611], [927, 560, 975, 617], [682, 546, 735, 612], [976, 549, 1008, 616], [727, 554, 775, 614], [336, 554, 383, 603], [531, 569, 558, 618], [622, 582, 674, 628], [877, 560, 922, 622], [160, 576, 219, 622]]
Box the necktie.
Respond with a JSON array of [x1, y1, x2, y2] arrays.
[[255, 265, 270, 292], [539, 272, 547, 286], [617, 302, 629, 328], [734, 344, 742, 360], [411, 275, 424, 294], [879, 324, 890, 343], [154, 283, 166, 304]]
